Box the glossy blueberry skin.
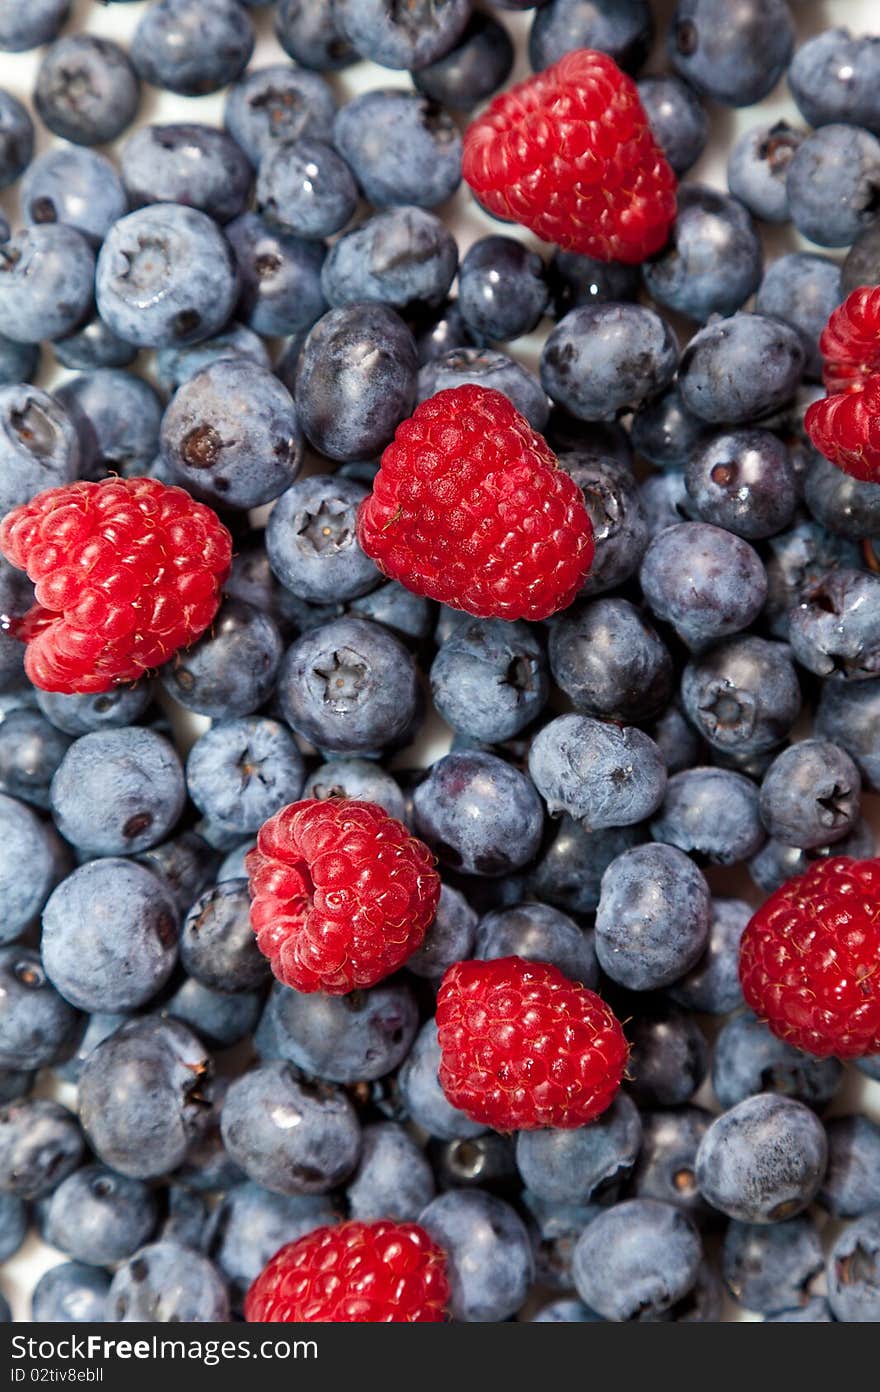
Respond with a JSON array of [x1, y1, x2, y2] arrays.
[[44, 1164, 157, 1268], [97, 205, 239, 350], [322, 208, 458, 315], [161, 600, 284, 721], [0, 793, 67, 941], [712, 1012, 843, 1114], [723, 1217, 823, 1315], [303, 759, 406, 823], [79, 1017, 212, 1180], [161, 328, 272, 400], [414, 13, 513, 110], [596, 842, 710, 992], [455, 236, 547, 346], [0, 944, 81, 1073], [49, 728, 184, 858], [549, 598, 672, 724], [0, 707, 71, 809], [547, 253, 640, 321], [108, 1242, 229, 1323], [35, 35, 140, 146], [207, 1184, 338, 1306], [0, 332, 38, 388], [787, 125, 880, 248], [224, 64, 337, 168], [843, 221, 880, 298], [637, 75, 707, 175], [765, 521, 862, 642], [267, 976, 418, 1083], [0, 225, 94, 346], [121, 125, 251, 226], [669, 897, 750, 1015], [527, 818, 643, 919], [682, 636, 802, 757], [563, 453, 649, 596], [180, 878, 268, 995], [334, 91, 462, 209], [790, 569, 880, 683], [398, 1019, 485, 1141], [279, 616, 420, 756], [529, 714, 666, 831], [42, 857, 179, 1014], [132, 0, 254, 97], [256, 138, 357, 242], [0, 1099, 83, 1199], [164, 358, 302, 507], [639, 469, 698, 538], [221, 1060, 360, 1196], [431, 617, 548, 743], [296, 304, 418, 462], [827, 1214, 880, 1322], [631, 1107, 714, 1221], [431, 1131, 517, 1192], [334, 0, 470, 70], [650, 766, 764, 867], [726, 122, 803, 225], [0, 90, 33, 189], [755, 253, 842, 381], [573, 1199, 702, 1323], [696, 1093, 828, 1224], [158, 1185, 209, 1249], [475, 901, 598, 989], [517, 1093, 641, 1205], [414, 751, 543, 878], [347, 1121, 435, 1222], [186, 717, 304, 841], [414, 299, 474, 364], [668, 0, 794, 107], [789, 28, 880, 135], [805, 452, 880, 540], [225, 212, 326, 341], [541, 303, 678, 421], [32, 1263, 109, 1324], [0, 383, 79, 516], [418, 347, 549, 431], [678, 314, 805, 427], [420, 1190, 534, 1323], [36, 683, 152, 739], [749, 817, 876, 896], [819, 1116, 880, 1220], [57, 369, 160, 483], [0, 0, 69, 51], [530, 0, 653, 73], [275, 0, 357, 70], [163, 976, 262, 1049], [759, 739, 860, 850], [645, 187, 762, 325], [640, 523, 767, 650], [54, 1011, 131, 1087], [406, 883, 477, 980], [53, 314, 138, 372]]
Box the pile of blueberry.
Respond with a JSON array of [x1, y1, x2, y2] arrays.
[[0, 0, 879, 1326]]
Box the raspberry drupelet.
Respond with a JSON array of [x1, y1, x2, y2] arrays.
[[0, 476, 232, 694], [356, 385, 594, 622], [246, 798, 441, 994], [462, 48, 678, 264], [805, 285, 880, 482], [245, 1220, 450, 1323], [436, 955, 628, 1131], [739, 856, 880, 1059]]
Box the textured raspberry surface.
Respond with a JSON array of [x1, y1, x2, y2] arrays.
[[246, 798, 441, 994], [245, 1220, 450, 1323], [0, 477, 231, 694], [739, 856, 880, 1058], [819, 285, 880, 395], [805, 286, 880, 482], [436, 955, 628, 1131], [462, 48, 677, 264], [356, 385, 594, 622]]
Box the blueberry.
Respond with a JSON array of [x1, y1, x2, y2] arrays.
[[334, 0, 470, 70], [431, 618, 548, 744], [169, 1077, 243, 1197], [0, 946, 81, 1072], [221, 1061, 360, 1195], [44, 1164, 157, 1268], [640, 522, 766, 650], [322, 207, 458, 315], [573, 1199, 702, 1322], [406, 883, 477, 980], [397, 1019, 485, 1141], [819, 1116, 880, 1220], [562, 453, 649, 596], [432, 1133, 516, 1192], [805, 451, 880, 539], [163, 976, 262, 1049], [268, 976, 418, 1083], [0, 1099, 83, 1199], [414, 299, 474, 364], [254, 138, 356, 242], [418, 347, 549, 431], [36, 683, 152, 739], [787, 124, 880, 248], [791, 569, 880, 682], [541, 303, 678, 421], [49, 727, 184, 858], [132, 0, 254, 97], [531, 0, 652, 72], [648, 704, 703, 776], [723, 1216, 824, 1314], [547, 253, 640, 321], [53, 314, 138, 372], [681, 636, 802, 757], [789, 28, 880, 135], [764, 519, 862, 640], [637, 74, 707, 175], [224, 64, 337, 168], [749, 816, 876, 895], [35, 35, 140, 147], [650, 766, 764, 867], [31, 1263, 109, 1324], [766, 1297, 833, 1323], [414, 13, 513, 110], [475, 901, 598, 988], [759, 738, 860, 851], [54, 1011, 131, 1086], [668, 0, 794, 107], [0, 225, 94, 346], [414, 750, 543, 877], [595, 842, 710, 991], [179, 878, 268, 995], [420, 1190, 534, 1323], [207, 1184, 338, 1306], [158, 1184, 209, 1249], [303, 758, 405, 821], [726, 122, 804, 225], [639, 469, 697, 537], [549, 598, 672, 724], [121, 124, 251, 226], [334, 90, 462, 209], [842, 221, 880, 298], [826, 1214, 880, 1322], [296, 303, 417, 461], [456, 236, 547, 345], [347, 1121, 435, 1222], [0, 1190, 24, 1268], [275, 0, 357, 70], [0, 0, 69, 51], [0, 793, 67, 942], [696, 1093, 828, 1223], [161, 600, 284, 720], [523, 1190, 601, 1291], [0, 90, 33, 188], [643, 187, 762, 323], [186, 717, 304, 843], [532, 1299, 602, 1323], [108, 1242, 229, 1323], [0, 334, 38, 389], [755, 253, 843, 381], [668, 897, 750, 1015], [0, 706, 69, 812], [715, 1011, 843, 1114], [687, 430, 797, 542], [56, 369, 159, 484], [627, 1007, 709, 1108], [526, 817, 643, 917], [225, 212, 326, 341], [631, 1107, 713, 1220], [678, 313, 805, 426], [529, 714, 666, 831], [516, 1093, 641, 1205]]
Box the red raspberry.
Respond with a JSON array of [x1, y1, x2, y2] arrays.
[[804, 286, 880, 482], [356, 385, 594, 622], [436, 956, 628, 1131], [462, 49, 677, 264], [818, 285, 880, 395], [0, 477, 231, 694], [246, 798, 441, 994], [739, 856, 880, 1059], [245, 1220, 450, 1323]]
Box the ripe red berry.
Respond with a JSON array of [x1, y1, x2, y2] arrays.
[[818, 284, 880, 395], [462, 48, 677, 264], [356, 385, 594, 622], [436, 955, 628, 1131], [246, 798, 441, 994], [0, 476, 232, 694], [739, 856, 880, 1059], [245, 1220, 450, 1323], [804, 286, 880, 482]]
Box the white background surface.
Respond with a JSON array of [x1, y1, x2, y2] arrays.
[[0, 0, 879, 1324]]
